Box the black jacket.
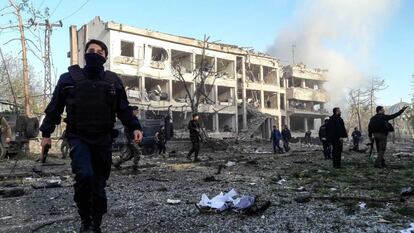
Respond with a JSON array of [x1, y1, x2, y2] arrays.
[[326, 114, 347, 142], [319, 124, 328, 141], [368, 109, 405, 137], [281, 128, 291, 141], [351, 130, 362, 139], [188, 120, 201, 141], [40, 68, 142, 144]]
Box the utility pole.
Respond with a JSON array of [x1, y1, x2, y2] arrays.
[[9, 0, 31, 115], [29, 19, 63, 104]]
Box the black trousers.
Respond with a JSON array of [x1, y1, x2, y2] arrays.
[[331, 139, 343, 168], [322, 140, 332, 159], [188, 139, 200, 158], [157, 141, 166, 154], [68, 137, 112, 220], [282, 139, 290, 152]]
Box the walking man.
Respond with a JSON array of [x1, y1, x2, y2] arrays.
[[187, 114, 202, 162], [281, 125, 292, 152], [271, 125, 283, 154], [40, 39, 143, 232], [368, 105, 408, 168], [351, 127, 362, 151], [326, 108, 347, 168], [319, 118, 331, 159], [155, 126, 167, 156]]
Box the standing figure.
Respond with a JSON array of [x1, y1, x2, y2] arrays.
[[319, 119, 331, 159], [187, 114, 202, 162], [368, 105, 407, 168], [281, 125, 292, 152], [155, 126, 167, 156], [326, 107, 348, 168], [113, 106, 142, 171], [304, 130, 312, 146], [270, 125, 283, 154], [39, 39, 143, 233], [351, 127, 362, 151]]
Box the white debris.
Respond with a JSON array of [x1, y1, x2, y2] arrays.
[[226, 161, 236, 167], [357, 201, 366, 209], [400, 223, 414, 233], [330, 188, 337, 191], [277, 179, 286, 185], [166, 199, 181, 205]]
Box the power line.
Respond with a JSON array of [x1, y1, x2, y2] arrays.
[[49, 0, 63, 17], [58, 0, 90, 22]]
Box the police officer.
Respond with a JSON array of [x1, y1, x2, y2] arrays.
[[40, 39, 143, 233], [351, 127, 362, 151], [113, 106, 142, 170], [326, 107, 347, 168], [368, 105, 407, 168], [187, 114, 202, 162], [319, 118, 331, 159]]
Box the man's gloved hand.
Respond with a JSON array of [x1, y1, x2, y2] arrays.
[[402, 106, 409, 111], [5, 137, 11, 144], [133, 130, 143, 143]]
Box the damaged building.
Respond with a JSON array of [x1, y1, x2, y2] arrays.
[[68, 17, 327, 138], [283, 64, 329, 135]]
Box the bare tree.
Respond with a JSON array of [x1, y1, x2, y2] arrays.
[[367, 77, 388, 117], [171, 35, 223, 115]]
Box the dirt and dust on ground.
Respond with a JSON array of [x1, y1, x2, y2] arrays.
[[0, 139, 413, 233]]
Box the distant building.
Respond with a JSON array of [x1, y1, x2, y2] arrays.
[[68, 16, 329, 138], [283, 64, 329, 133]]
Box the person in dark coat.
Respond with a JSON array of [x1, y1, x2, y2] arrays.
[[319, 118, 331, 159], [281, 125, 292, 152], [155, 126, 167, 156], [187, 114, 202, 162], [368, 105, 408, 168], [270, 125, 283, 154], [40, 39, 143, 232], [326, 107, 348, 168], [351, 127, 362, 151], [304, 130, 312, 146]]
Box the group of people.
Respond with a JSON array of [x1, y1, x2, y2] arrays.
[[37, 39, 409, 232], [317, 106, 408, 168]]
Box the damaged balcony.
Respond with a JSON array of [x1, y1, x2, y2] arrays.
[[144, 77, 170, 105], [113, 40, 140, 66], [246, 90, 261, 109], [246, 63, 261, 83], [195, 54, 215, 73], [120, 75, 142, 102], [217, 86, 234, 106], [288, 100, 328, 116], [217, 58, 235, 79], [286, 88, 328, 103], [218, 113, 236, 132], [171, 49, 193, 74], [150, 46, 169, 70], [263, 66, 277, 85], [264, 91, 278, 109], [172, 80, 193, 104]]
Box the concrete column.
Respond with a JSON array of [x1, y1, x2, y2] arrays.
[[141, 77, 146, 101], [304, 117, 308, 131], [213, 85, 218, 104], [276, 67, 280, 87], [260, 65, 264, 83], [301, 79, 306, 88], [214, 113, 219, 132], [260, 90, 265, 110], [168, 79, 173, 103], [276, 92, 280, 110], [242, 57, 247, 130]]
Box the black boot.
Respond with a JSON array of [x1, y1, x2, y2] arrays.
[[91, 215, 102, 233], [79, 217, 92, 232]]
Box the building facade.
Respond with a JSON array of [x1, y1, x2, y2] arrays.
[[68, 17, 326, 138]]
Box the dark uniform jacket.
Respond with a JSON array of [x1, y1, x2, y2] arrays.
[[318, 124, 328, 141], [40, 68, 141, 144], [281, 128, 291, 141], [368, 109, 404, 137], [188, 120, 201, 142], [326, 114, 347, 142]]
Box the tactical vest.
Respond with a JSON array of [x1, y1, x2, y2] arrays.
[[65, 65, 118, 134]]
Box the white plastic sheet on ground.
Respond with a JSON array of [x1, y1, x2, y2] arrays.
[[400, 223, 414, 233], [198, 189, 255, 212]]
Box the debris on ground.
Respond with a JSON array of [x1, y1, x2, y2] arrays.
[[400, 223, 414, 233], [166, 199, 181, 205]]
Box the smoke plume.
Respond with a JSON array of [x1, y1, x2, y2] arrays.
[[267, 0, 400, 107]]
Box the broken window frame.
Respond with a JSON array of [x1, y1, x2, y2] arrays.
[[120, 40, 134, 57]]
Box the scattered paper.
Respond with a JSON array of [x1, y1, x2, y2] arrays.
[[166, 199, 181, 205]]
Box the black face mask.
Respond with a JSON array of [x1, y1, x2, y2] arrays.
[[84, 53, 106, 74]]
